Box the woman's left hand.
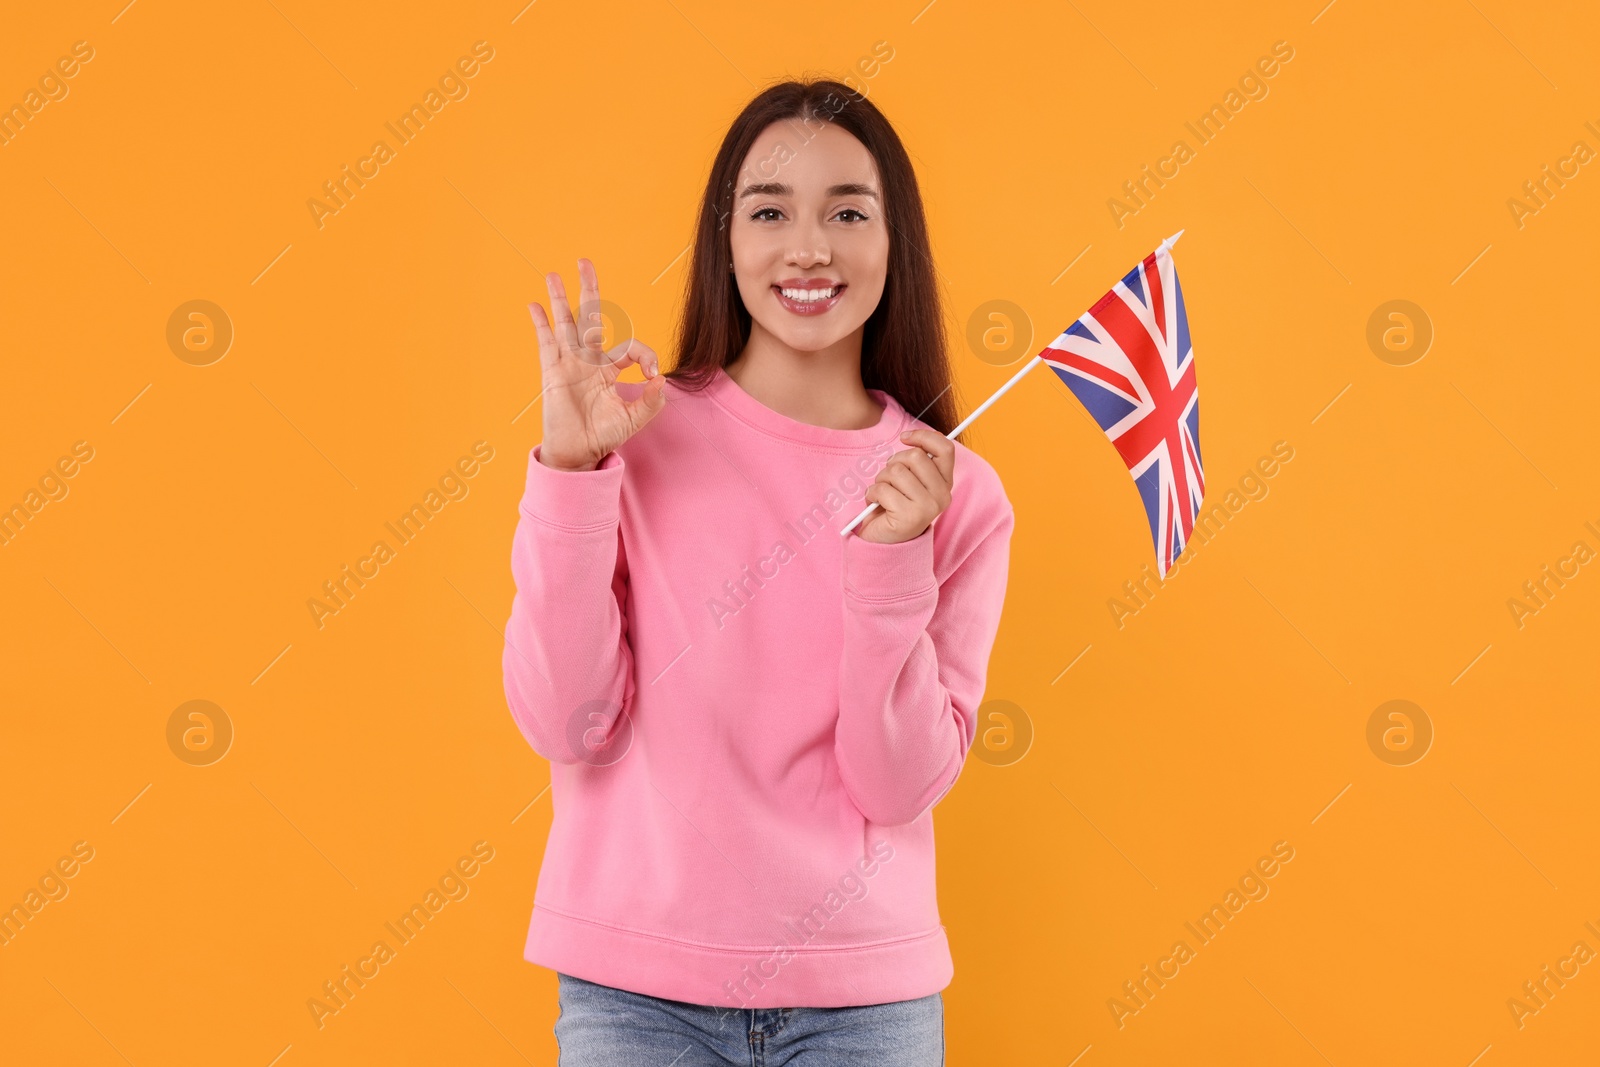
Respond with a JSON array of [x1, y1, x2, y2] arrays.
[[856, 428, 955, 544]]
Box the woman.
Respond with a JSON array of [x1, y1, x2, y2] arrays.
[[504, 78, 1014, 1065]]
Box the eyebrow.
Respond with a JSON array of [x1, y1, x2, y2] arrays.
[[736, 181, 880, 202]]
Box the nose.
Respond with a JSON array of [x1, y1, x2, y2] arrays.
[[787, 219, 831, 269]]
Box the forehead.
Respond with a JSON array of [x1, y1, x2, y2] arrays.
[[736, 120, 879, 195]]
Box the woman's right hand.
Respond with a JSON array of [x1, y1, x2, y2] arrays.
[[532, 258, 667, 472]]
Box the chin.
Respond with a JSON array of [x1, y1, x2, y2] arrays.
[[769, 326, 852, 352], [755, 310, 869, 351]]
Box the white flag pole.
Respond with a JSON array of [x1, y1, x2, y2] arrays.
[[839, 353, 1043, 536], [838, 230, 1185, 538]]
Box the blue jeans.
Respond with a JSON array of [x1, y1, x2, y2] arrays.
[[554, 973, 945, 1066]]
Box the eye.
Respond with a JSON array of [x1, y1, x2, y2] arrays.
[[748, 206, 872, 223]]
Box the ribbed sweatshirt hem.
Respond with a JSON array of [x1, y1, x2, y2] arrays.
[[524, 903, 954, 1010]]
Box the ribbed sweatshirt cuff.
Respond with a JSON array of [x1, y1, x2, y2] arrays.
[[840, 528, 938, 603], [520, 445, 625, 531]]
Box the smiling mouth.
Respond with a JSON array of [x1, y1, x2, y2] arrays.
[[773, 284, 846, 315]]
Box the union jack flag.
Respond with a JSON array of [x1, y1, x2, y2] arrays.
[[1040, 234, 1203, 574]]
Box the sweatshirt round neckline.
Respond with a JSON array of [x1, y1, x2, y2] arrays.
[[702, 365, 908, 451]]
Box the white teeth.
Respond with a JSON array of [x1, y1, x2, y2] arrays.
[[779, 286, 838, 302]]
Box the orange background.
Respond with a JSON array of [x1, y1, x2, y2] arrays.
[[2, 1, 1597, 1064]]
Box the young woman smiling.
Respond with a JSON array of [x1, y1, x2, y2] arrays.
[[503, 79, 1015, 1066]]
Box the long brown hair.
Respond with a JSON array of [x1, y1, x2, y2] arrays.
[[665, 79, 962, 439]]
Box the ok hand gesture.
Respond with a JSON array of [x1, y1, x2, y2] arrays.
[[532, 258, 666, 472]]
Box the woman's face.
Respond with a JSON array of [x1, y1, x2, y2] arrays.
[[728, 120, 890, 354]]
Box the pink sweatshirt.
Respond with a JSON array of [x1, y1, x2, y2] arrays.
[[502, 365, 1014, 1009]]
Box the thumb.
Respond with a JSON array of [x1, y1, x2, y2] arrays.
[[628, 374, 668, 427]]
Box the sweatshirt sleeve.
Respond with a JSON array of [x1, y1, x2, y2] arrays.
[[502, 443, 636, 765], [833, 487, 1015, 826]]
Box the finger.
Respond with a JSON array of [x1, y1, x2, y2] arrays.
[[528, 302, 561, 373], [604, 336, 660, 379], [899, 428, 955, 483], [576, 258, 605, 357], [878, 463, 931, 511], [545, 270, 581, 353], [888, 447, 946, 497], [866, 478, 915, 518]]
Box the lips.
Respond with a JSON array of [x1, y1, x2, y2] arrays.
[[772, 282, 847, 316]]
